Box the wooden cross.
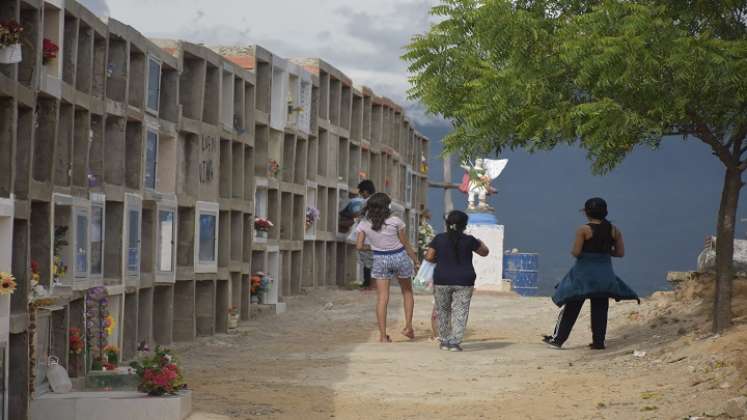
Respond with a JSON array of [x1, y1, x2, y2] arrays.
[[428, 153, 461, 213]]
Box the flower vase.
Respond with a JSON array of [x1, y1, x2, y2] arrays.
[[256, 230, 267, 239], [0, 44, 22, 64], [251, 295, 259, 304], [228, 314, 239, 329]]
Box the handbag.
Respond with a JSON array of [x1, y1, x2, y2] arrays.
[[47, 356, 73, 393]]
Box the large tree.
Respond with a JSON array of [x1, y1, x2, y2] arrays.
[[404, 0, 747, 332]]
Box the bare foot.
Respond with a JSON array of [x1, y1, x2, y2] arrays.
[[379, 335, 392, 343], [402, 328, 415, 340]]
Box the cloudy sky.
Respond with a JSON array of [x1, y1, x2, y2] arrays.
[[79, 0, 442, 125]]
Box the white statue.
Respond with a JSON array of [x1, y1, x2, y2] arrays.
[[458, 158, 508, 210]]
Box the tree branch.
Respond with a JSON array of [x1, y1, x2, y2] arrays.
[[688, 110, 736, 168]]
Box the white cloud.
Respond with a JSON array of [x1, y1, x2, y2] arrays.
[[98, 0, 446, 127]]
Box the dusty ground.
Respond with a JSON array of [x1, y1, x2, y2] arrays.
[[178, 284, 747, 420]]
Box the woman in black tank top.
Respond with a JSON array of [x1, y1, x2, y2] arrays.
[[543, 198, 639, 350]]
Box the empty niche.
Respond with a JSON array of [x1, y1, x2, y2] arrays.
[[11, 219, 29, 313], [177, 133, 198, 197], [281, 250, 291, 297], [239, 274, 250, 320], [280, 192, 292, 241], [310, 84, 319, 132], [337, 136, 349, 183], [195, 280, 215, 336], [362, 95, 372, 140], [88, 115, 104, 188], [53, 102, 73, 187], [306, 136, 317, 179], [372, 104, 382, 143], [62, 12, 77, 86], [159, 66, 179, 122], [217, 211, 229, 268], [218, 139, 231, 199], [202, 62, 219, 125], [104, 116, 125, 186], [176, 206, 195, 268], [233, 76, 244, 132], [33, 98, 58, 183], [172, 280, 195, 342], [243, 81, 255, 137], [18, 4, 39, 88], [122, 292, 138, 360], [329, 78, 341, 126], [179, 54, 205, 121], [319, 71, 329, 120], [325, 241, 336, 285], [75, 22, 93, 94], [230, 272, 241, 313], [92, 33, 106, 97], [255, 59, 271, 114], [341, 85, 351, 130], [215, 279, 228, 333], [230, 211, 242, 263], [128, 46, 146, 109], [156, 132, 177, 194], [140, 204, 155, 274], [351, 94, 363, 141], [137, 287, 154, 348], [232, 142, 243, 199], [72, 109, 90, 187], [267, 189, 279, 240], [153, 285, 173, 345], [314, 242, 325, 286], [220, 69, 234, 129], [317, 186, 327, 232], [302, 242, 314, 288], [336, 243, 346, 287], [326, 188, 336, 232], [253, 125, 268, 177], [348, 144, 360, 187], [242, 213, 252, 263], [106, 36, 128, 103], [294, 137, 307, 185], [292, 194, 303, 241], [103, 201, 123, 285], [317, 129, 328, 178], [0, 98, 13, 197], [282, 133, 295, 183], [125, 121, 143, 190], [243, 146, 254, 200]]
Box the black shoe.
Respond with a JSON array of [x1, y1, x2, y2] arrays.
[[588, 342, 605, 350], [542, 335, 562, 349], [449, 344, 463, 352]]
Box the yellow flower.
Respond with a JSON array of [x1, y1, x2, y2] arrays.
[[0, 272, 17, 296], [105, 315, 116, 336]]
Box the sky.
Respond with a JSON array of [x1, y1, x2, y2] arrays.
[[79, 0, 442, 125], [80, 0, 746, 296]]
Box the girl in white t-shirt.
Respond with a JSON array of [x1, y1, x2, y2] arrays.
[[356, 193, 419, 343]]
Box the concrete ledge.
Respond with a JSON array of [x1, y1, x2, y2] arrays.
[[31, 390, 192, 420]]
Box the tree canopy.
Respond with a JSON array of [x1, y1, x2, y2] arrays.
[[404, 0, 747, 173]]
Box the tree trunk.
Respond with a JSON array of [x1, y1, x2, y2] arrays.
[[443, 153, 454, 212], [713, 167, 743, 333]]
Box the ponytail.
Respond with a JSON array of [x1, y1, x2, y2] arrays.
[[445, 210, 469, 263]]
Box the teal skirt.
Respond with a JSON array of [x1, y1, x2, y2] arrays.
[[552, 253, 639, 307]]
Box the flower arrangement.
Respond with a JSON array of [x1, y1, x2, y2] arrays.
[[305, 206, 320, 229], [267, 159, 280, 177], [250, 272, 272, 300], [42, 38, 58, 65], [254, 217, 273, 232], [228, 306, 239, 317], [0, 21, 23, 47], [129, 346, 187, 396], [86, 286, 110, 371], [30, 260, 40, 286], [69, 328, 84, 355], [358, 171, 368, 179], [420, 154, 428, 173], [0, 272, 16, 296], [53, 225, 69, 285], [418, 221, 435, 254], [250, 274, 262, 295], [103, 344, 119, 370], [104, 314, 116, 337]]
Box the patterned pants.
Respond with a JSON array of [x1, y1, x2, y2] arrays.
[[434, 285, 474, 345]]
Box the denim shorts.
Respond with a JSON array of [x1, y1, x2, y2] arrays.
[[371, 248, 414, 279]]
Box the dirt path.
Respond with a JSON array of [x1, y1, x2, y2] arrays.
[[178, 288, 746, 420]]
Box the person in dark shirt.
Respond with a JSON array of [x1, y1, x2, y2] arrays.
[[425, 210, 489, 352], [543, 197, 639, 350]]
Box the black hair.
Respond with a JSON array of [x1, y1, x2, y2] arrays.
[[584, 197, 608, 220], [362, 193, 391, 231], [357, 180, 376, 196], [445, 210, 469, 263]]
